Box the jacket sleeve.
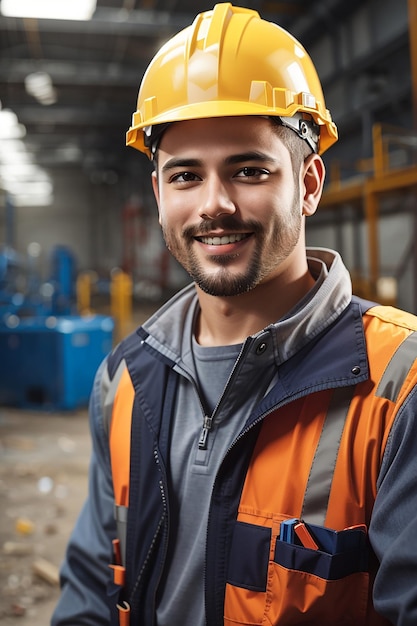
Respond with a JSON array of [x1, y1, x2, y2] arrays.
[[370, 384, 417, 626], [51, 358, 116, 626]]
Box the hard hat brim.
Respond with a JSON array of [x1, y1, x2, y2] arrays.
[[126, 101, 338, 157]]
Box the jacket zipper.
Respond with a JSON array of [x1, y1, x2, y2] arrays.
[[197, 338, 254, 450]]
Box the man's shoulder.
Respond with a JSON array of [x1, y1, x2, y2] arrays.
[[106, 327, 146, 378], [364, 303, 417, 333]]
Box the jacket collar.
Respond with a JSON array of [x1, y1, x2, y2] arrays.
[[141, 248, 354, 369]]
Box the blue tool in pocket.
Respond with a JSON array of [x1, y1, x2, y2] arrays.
[[277, 519, 368, 580]]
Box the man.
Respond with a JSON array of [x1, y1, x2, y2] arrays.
[[52, 4, 417, 625]]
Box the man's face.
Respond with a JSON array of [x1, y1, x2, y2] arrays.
[[152, 116, 307, 297]]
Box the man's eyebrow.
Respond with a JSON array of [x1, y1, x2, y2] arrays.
[[161, 158, 202, 174], [225, 151, 276, 165], [161, 151, 275, 174]]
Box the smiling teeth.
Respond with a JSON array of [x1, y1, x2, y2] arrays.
[[201, 233, 247, 245]]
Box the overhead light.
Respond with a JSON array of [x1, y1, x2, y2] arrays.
[[0, 0, 97, 21], [0, 163, 50, 183], [0, 108, 53, 207], [25, 72, 57, 106], [0, 108, 26, 139], [3, 179, 53, 197], [0, 139, 33, 165], [10, 191, 54, 207]]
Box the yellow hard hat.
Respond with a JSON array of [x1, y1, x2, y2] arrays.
[[126, 2, 338, 158]]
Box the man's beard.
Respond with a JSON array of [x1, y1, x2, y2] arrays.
[[162, 208, 302, 297], [188, 246, 263, 296]]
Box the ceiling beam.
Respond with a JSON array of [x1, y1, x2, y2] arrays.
[[0, 59, 145, 87], [9, 104, 131, 126]]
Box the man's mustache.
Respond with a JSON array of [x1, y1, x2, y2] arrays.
[[183, 217, 263, 238]]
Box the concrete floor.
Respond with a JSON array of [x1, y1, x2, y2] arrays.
[[0, 406, 91, 625]]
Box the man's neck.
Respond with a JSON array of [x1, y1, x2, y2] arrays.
[[194, 269, 316, 347]]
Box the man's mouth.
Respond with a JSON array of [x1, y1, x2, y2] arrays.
[[197, 233, 251, 245]]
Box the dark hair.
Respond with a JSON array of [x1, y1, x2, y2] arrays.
[[268, 120, 313, 178]]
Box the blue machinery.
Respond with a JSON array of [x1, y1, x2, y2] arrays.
[[0, 244, 114, 410]]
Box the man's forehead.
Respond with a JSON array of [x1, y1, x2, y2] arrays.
[[164, 115, 270, 134], [158, 116, 277, 152]]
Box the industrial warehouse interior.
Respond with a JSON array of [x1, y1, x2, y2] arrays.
[[0, 0, 417, 623]]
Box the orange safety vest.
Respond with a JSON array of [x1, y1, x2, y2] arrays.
[[108, 304, 417, 626]]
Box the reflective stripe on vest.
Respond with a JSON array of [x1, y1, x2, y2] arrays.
[[302, 385, 355, 525], [376, 331, 417, 401]]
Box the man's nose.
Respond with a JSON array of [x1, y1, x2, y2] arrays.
[[197, 176, 236, 220]]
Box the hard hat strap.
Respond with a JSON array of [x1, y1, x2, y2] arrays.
[[144, 123, 171, 158], [273, 113, 320, 153]]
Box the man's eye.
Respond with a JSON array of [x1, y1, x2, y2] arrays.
[[235, 167, 269, 178], [170, 171, 200, 183]]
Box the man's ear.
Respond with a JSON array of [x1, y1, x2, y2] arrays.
[[302, 153, 325, 217], [151, 170, 161, 224]]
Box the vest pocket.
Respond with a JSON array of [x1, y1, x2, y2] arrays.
[[266, 553, 369, 625], [274, 536, 368, 580], [265, 528, 370, 625], [224, 521, 370, 626]]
